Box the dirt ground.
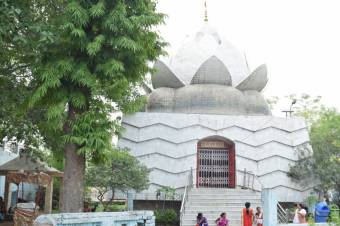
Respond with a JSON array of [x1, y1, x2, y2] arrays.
[[0, 221, 14, 226]]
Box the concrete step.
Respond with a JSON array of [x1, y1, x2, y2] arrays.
[[188, 192, 259, 197], [181, 188, 261, 226], [185, 206, 255, 214], [190, 188, 259, 193], [187, 197, 261, 205], [185, 205, 261, 210], [182, 221, 241, 226], [181, 219, 241, 225], [182, 216, 246, 221], [182, 220, 241, 225], [188, 195, 260, 199], [182, 212, 242, 218]]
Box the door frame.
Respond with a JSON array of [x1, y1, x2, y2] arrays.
[[196, 137, 236, 188]]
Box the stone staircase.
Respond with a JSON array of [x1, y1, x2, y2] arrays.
[[181, 188, 262, 226]]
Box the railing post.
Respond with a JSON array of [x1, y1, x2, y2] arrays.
[[262, 189, 277, 226], [189, 167, 193, 188], [251, 174, 255, 190], [242, 168, 247, 189], [127, 190, 133, 211]]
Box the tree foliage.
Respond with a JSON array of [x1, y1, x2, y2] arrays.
[[26, 0, 166, 161], [85, 150, 149, 210], [0, 0, 54, 151], [287, 94, 325, 126], [267, 94, 340, 202], [1, 0, 165, 212], [266, 96, 279, 110], [288, 109, 340, 200]]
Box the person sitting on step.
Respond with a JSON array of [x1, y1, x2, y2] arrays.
[[197, 212, 208, 226]]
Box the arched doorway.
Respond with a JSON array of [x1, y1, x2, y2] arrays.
[[196, 136, 235, 188]]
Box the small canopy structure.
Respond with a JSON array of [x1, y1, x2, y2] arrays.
[[0, 154, 63, 214]]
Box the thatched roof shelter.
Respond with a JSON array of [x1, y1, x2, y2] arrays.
[[0, 154, 63, 177], [0, 154, 63, 215]]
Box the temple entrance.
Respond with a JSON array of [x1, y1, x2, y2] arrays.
[[197, 137, 235, 188]]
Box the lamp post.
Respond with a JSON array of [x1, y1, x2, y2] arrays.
[[282, 99, 297, 118]]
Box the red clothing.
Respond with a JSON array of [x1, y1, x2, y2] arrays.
[[255, 212, 263, 226], [242, 208, 253, 226]]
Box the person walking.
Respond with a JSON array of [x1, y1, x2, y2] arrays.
[[241, 202, 254, 226], [215, 212, 229, 226], [298, 204, 307, 223], [293, 203, 308, 224], [255, 207, 263, 226], [293, 203, 300, 224], [197, 213, 208, 226]]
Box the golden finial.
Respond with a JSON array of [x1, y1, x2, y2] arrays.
[[204, 1, 208, 22]]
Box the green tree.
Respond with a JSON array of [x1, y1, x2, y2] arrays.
[[287, 94, 325, 126], [266, 96, 279, 110], [85, 150, 149, 210], [30, 0, 165, 212], [0, 0, 57, 152], [1, 0, 165, 212], [288, 109, 340, 201]]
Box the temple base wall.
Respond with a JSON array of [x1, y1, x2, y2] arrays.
[[118, 112, 314, 202]]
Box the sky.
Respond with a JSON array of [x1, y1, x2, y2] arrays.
[[156, 0, 340, 116]]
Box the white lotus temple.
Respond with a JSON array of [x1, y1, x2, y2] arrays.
[[118, 22, 313, 203]]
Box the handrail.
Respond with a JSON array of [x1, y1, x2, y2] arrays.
[[241, 168, 264, 191], [179, 185, 187, 219], [241, 170, 288, 224], [180, 168, 193, 226]]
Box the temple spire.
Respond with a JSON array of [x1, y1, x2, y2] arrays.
[[204, 1, 208, 22]]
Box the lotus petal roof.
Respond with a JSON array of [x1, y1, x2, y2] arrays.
[[159, 23, 250, 86]]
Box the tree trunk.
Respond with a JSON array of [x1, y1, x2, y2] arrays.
[[61, 142, 85, 212], [61, 105, 85, 212]]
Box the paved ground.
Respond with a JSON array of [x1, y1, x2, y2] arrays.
[[0, 221, 14, 226]]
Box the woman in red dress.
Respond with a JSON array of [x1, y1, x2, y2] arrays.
[[241, 202, 254, 226]]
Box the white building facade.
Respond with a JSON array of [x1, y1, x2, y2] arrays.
[[118, 23, 313, 202]]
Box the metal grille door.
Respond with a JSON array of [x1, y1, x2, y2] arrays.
[[197, 148, 229, 188]]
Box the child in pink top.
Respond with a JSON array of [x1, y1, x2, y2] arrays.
[[215, 212, 229, 226]]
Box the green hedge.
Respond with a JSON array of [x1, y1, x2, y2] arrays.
[[155, 209, 178, 226]]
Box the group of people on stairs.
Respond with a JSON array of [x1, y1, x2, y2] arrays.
[[196, 202, 263, 226]]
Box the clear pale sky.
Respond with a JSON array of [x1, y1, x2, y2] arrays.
[[156, 0, 340, 116]]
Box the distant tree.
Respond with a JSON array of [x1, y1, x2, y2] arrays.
[[85, 150, 149, 210], [288, 109, 340, 201], [287, 94, 325, 126], [266, 96, 279, 110]]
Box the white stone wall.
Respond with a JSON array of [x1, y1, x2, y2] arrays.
[[0, 150, 17, 197], [118, 112, 314, 202]]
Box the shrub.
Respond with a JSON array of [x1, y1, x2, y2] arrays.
[[105, 203, 127, 212], [155, 209, 178, 226]]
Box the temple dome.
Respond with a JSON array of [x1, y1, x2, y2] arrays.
[[147, 22, 271, 116], [191, 56, 232, 85], [160, 23, 250, 86]]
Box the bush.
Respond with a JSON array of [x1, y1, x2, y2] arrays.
[[94, 203, 126, 212], [105, 203, 127, 212], [155, 209, 178, 226], [95, 203, 105, 212]]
